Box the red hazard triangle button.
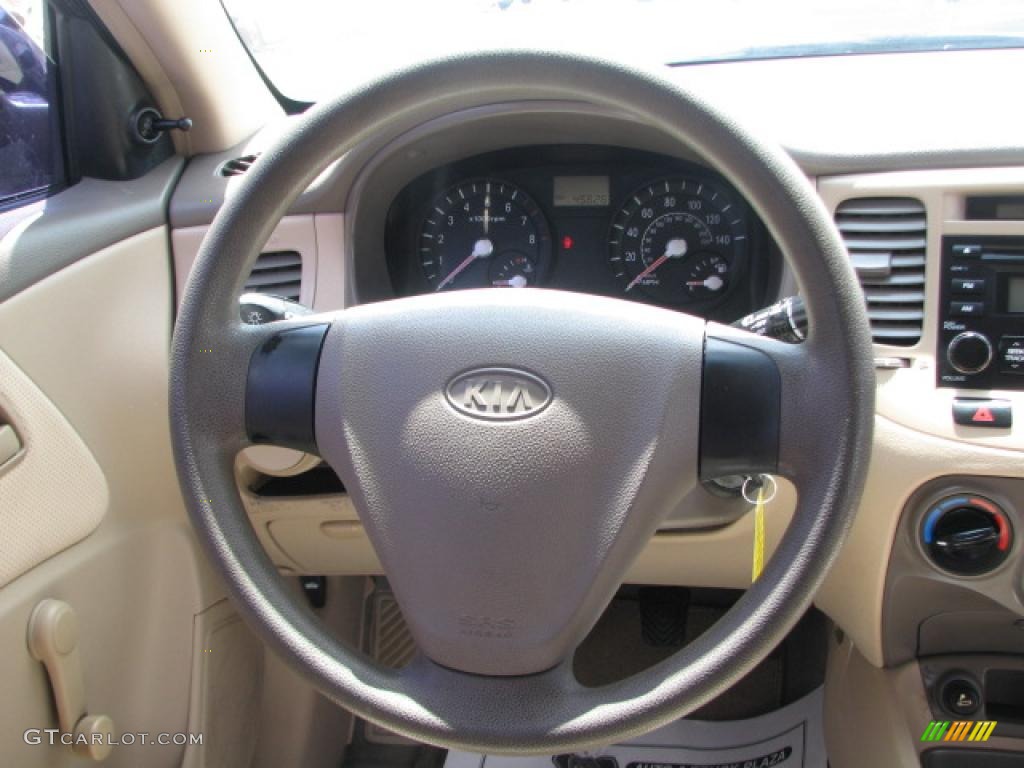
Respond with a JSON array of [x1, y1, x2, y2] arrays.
[[953, 398, 1012, 428], [972, 406, 995, 423]]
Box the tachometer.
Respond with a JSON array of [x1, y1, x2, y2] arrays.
[[608, 177, 747, 305], [419, 179, 550, 291]]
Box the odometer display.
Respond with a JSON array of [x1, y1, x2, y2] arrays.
[[608, 177, 748, 305]]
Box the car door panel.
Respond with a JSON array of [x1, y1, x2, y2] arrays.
[[0, 157, 182, 302], [0, 209, 228, 767]]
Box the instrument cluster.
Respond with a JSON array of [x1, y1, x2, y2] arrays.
[[385, 145, 779, 322]]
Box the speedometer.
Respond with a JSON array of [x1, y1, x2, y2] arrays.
[[608, 177, 748, 305]]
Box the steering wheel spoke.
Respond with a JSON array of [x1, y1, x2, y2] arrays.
[[175, 316, 329, 453], [701, 321, 829, 486], [244, 317, 333, 454]]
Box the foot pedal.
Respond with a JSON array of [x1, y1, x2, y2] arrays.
[[370, 590, 416, 670], [639, 587, 689, 647], [365, 589, 417, 744]]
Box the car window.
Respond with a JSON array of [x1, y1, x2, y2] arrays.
[[223, 0, 1024, 104], [0, 0, 62, 208]]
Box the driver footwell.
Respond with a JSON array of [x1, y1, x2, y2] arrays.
[[445, 688, 826, 768], [348, 584, 828, 768]]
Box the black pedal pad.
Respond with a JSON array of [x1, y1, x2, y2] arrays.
[[639, 586, 690, 647]]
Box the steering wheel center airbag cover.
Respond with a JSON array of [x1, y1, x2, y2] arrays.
[[315, 288, 704, 675]]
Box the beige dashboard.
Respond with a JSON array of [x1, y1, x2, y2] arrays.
[[170, 112, 1024, 678]]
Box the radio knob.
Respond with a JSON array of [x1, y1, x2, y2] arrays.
[[947, 331, 994, 375]]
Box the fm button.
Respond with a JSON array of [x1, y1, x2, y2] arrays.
[[951, 278, 986, 295]]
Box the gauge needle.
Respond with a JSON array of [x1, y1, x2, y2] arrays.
[[483, 191, 490, 236], [624, 238, 688, 292], [435, 238, 494, 291], [492, 275, 529, 288], [687, 275, 726, 291]]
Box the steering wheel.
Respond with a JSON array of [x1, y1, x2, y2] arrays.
[[170, 51, 874, 753]]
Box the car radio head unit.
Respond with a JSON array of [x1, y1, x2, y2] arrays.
[[938, 236, 1024, 390]]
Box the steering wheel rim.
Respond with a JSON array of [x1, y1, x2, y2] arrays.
[[170, 51, 874, 753]]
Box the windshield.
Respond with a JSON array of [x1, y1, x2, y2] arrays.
[[223, 0, 1024, 103]]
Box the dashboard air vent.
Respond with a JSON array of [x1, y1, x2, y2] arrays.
[[835, 197, 927, 346], [220, 153, 260, 177], [244, 251, 302, 301]]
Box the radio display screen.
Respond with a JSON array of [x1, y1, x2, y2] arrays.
[[1008, 276, 1024, 313]]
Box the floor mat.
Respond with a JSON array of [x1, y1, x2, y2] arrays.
[[444, 686, 827, 768], [573, 589, 826, 722], [573, 599, 785, 720]]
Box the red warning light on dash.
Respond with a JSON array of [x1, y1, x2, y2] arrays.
[[562, 235, 574, 251]]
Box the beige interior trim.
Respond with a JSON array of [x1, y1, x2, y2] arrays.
[[0, 518, 216, 768], [172, 213, 346, 312], [181, 599, 264, 768], [0, 348, 107, 587], [824, 635, 926, 768], [172, 215, 320, 309], [312, 214, 347, 310], [816, 413, 1024, 667], [239, 467, 800, 586], [249, 577, 364, 768], [0, 229, 182, 522], [88, 0, 283, 155]]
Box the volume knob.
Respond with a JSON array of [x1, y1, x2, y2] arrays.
[[947, 332, 993, 375]]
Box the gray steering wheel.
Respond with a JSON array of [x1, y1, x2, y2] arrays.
[[170, 51, 874, 753]]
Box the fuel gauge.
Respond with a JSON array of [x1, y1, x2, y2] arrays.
[[684, 253, 731, 298]]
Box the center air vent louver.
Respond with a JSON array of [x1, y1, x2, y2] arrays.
[[244, 251, 302, 301], [220, 153, 260, 177], [835, 197, 927, 346]]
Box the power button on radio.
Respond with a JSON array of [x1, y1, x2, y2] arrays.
[[947, 331, 993, 375]]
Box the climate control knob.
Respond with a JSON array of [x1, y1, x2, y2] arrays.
[[947, 332, 993, 375], [921, 495, 1012, 575]]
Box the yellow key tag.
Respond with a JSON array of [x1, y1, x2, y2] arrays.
[[752, 485, 766, 582], [743, 475, 776, 583]]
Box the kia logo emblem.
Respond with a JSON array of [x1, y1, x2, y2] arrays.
[[445, 368, 552, 421]]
